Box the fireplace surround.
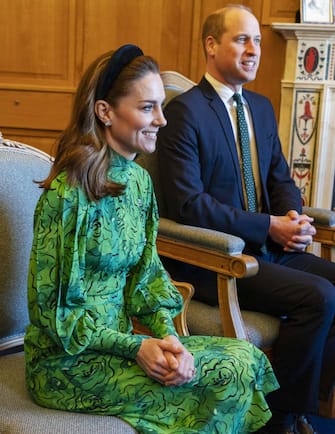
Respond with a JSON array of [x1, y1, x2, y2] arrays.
[[272, 23, 335, 210]]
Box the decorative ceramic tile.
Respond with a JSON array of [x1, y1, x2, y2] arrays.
[[296, 40, 329, 81], [290, 89, 320, 205]]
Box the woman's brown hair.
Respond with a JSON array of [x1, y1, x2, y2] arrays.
[[40, 50, 160, 201]]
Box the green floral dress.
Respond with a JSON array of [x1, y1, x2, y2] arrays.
[[24, 152, 278, 434]]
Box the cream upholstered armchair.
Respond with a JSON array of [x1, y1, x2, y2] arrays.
[[137, 71, 335, 418]]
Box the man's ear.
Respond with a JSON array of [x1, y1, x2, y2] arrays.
[[95, 100, 113, 125], [205, 35, 217, 57]]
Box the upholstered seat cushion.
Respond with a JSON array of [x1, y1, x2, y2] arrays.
[[187, 300, 280, 349], [0, 352, 137, 434]]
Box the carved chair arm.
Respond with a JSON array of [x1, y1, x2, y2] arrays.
[[303, 206, 335, 261], [157, 218, 259, 340], [303, 206, 335, 226]]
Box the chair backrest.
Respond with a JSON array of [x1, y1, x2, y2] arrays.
[[136, 71, 195, 215], [0, 136, 53, 352], [160, 70, 195, 105]]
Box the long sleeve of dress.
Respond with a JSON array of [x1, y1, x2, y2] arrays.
[[27, 162, 183, 361], [28, 173, 143, 359], [125, 180, 183, 338]]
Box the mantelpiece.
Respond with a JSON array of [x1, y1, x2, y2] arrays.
[[272, 22, 335, 209]]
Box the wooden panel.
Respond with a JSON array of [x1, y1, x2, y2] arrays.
[[81, 0, 194, 77], [159, 0, 195, 75], [0, 0, 288, 133], [262, 0, 300, 25], [0, 90, 73, 131], [1, 128, 59, 156], [0, 0, 78, 87]]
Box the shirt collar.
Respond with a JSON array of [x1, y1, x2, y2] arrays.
[[205, 72, 244, 104]]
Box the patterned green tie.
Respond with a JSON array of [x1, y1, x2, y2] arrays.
[[233, 93, 257, 212]]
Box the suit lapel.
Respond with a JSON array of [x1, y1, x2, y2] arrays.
[[198, 78, 245, 205]]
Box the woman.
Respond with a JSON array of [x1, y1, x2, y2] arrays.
[[24, 44, 278, 434]]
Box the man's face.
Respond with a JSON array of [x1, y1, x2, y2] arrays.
[[206, 9, 261, 91]]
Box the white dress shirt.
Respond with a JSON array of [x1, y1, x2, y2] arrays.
[[205, 72, 262, 211]]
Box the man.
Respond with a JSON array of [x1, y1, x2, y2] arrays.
[[157, 5, 335, 434]]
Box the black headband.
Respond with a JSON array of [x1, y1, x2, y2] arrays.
[[95, 44, 144, 100]]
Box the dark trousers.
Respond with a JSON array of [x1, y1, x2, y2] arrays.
[[163, 250, 335, 415], [238, 249, 335, 415]]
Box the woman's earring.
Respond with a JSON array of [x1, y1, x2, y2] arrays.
[[105, 120, 112, 127]]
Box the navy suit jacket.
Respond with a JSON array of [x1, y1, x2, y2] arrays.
[[157, 77, 302, 252]]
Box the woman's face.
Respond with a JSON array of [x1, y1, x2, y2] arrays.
[[105, 72, 166, 160]]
